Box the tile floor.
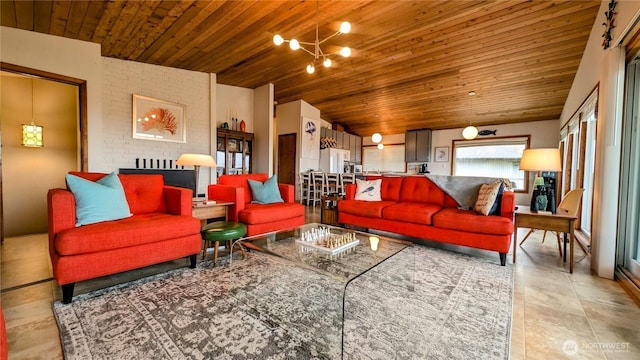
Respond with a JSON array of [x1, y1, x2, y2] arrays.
[[1, 206, 639, 359]]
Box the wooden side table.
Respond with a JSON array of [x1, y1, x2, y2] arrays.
[[513, 208, 577, 273], [191, 201, 234, 225], [321, 194, 342, 226]]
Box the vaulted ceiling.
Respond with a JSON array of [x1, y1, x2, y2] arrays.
[[1, 0, 602, 137]]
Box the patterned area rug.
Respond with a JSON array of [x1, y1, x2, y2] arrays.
[[54, 245, 513, 359]]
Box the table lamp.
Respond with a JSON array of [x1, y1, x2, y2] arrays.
[[176, 153, 217, 199], [519, 148, 562, 212]]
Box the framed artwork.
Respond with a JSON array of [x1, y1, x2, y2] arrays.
[[434, 146, 449, 162], [132, 94, 186, 143]]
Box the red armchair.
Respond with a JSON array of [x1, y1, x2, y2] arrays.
[[48, 172, 201, 303], [208, 174, 305, 236]]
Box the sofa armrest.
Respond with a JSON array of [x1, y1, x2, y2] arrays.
[[163, 185, 193, 216], [345, 184, 356, 200], [500, 191, 516, 219], [208, 184, 245, 222], [278, 183, 295, 203], [48, 188, 77, 258]]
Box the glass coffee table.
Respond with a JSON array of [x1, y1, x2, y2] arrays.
[[229, 223, 414, 358]]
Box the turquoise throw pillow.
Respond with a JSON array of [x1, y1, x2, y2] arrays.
[[65, 172, 132, 226], [248, 175, 284, 204]]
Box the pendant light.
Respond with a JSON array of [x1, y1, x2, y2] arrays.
[[462, 91, 478, 140], [272, 0, 352, 74], [22, 78, 44, 147]]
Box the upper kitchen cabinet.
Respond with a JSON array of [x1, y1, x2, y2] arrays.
[[405, 129, 432, 162]]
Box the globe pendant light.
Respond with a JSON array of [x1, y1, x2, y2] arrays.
[[462, 91, 478, 140]]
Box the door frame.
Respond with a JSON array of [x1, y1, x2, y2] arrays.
[[0, 62, 87, 242]]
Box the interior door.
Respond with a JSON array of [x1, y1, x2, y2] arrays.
[[277, 133, 296, 185]]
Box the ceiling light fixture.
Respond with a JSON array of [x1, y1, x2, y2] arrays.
[[22, 78, 43, 148], [273, 0, 351, 74], [371, 133, 382, 143], [462, 91, 478, 140]]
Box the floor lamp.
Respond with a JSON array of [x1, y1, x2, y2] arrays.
[[176, 153, 217, 199], [519, 148, 562, 212]]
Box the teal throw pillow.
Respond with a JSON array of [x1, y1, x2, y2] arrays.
[[66, 172, 132, 226], [248, 175, 284, 204]]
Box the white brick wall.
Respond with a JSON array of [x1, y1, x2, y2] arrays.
[[101, 58, 212, 188]]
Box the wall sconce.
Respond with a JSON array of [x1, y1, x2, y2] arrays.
[[377, 143, 384, 150], [22, 122, 43, 147]]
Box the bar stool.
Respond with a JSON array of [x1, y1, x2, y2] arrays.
[[325, 173, 340, 195], [310, 171, 326, 206], [340, 173, 356, 196], [299, 172, 311, 205]]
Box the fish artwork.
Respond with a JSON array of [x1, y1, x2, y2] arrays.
[[478, 129, 497, 136]]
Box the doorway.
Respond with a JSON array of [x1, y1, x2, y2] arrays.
[[277, 133, 297, 185], [0, 63, 87, 240]]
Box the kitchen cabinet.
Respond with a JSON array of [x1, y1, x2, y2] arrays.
[[216, 128, 253, 176], [405, 129, 432, 162]]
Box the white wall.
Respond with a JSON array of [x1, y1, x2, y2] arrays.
[[102, 58, 211, 179], [560, 1, 640, 279], [253, 83, 274, 175], [216, 84, 254, 131], [1, 26, 104, 170]]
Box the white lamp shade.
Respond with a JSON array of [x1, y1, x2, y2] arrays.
[[371, 133, 382, 143], [323, 58, 332, 68], [289, 39, 300, 50], [519, 148, 562, 172], [176, 153, 217, 167], [273, 34, 284, 46], [377, 143, 384, 149], [462, 125, 478, 140], [306, 64, 315, 74]]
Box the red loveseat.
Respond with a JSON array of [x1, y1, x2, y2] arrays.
[[48, 172, 201, 303], [208, 174, 305, 236], [338, 176, 515, 265]]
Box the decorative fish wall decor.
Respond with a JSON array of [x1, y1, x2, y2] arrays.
[[478, 130, 497, 136]]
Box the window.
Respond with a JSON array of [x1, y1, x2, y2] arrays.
[[362, 145, 406, 173], [453, 136, 530, 192]]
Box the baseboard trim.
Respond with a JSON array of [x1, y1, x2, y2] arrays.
[[615, 267, 640, 307]]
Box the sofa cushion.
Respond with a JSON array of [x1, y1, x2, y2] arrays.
[[248, 175, 284, 204], [338, 199, 396, 218], [239, 202, 305, 225], [55, 213, 200, 256], [65, 172, 132, 226], [119, 174, 167, 214], [432, 208, 514, 235], [382, 202, 443, 225], [399, 176, 445, 206], [219, 174, 269, 204], [365, 176, 403, 201], [474, 182, 503, 215], [68, 172, 167, 215], [354, 179, 382, 201]]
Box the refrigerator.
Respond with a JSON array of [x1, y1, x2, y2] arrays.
[[319, 148, 351, 173]]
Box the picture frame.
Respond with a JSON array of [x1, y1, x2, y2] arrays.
[[434, 146, 449, 162], [132, 94, 186, 143]]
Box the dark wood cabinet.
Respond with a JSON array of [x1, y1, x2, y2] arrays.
[[405, 129, 432, 162], [216, 128, 254, 176]]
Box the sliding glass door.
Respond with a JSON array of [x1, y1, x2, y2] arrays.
[[617, 58, 640, 280]]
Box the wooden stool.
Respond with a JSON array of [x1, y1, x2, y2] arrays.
[[200, 221, 247, 266]]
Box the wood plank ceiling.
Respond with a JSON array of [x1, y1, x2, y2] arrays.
[[1, 0, 602, 137]]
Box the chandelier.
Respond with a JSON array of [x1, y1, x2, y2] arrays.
[[272, 1, 351, 74]]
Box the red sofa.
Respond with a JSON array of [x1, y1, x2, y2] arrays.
[[208, 174, 305, 236], [338, 176, 515, 265], [48, 172, 201, 303]]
